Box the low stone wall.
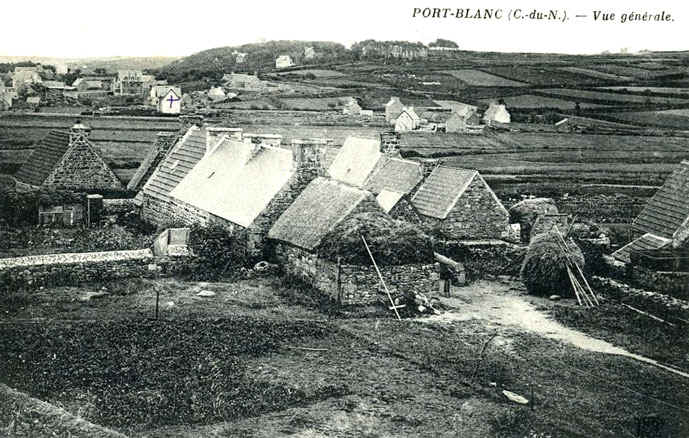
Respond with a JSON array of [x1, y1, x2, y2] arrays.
[[273, 243, 439, 305], [436, 239, 527, 280], [592, 276, 689, 324], [103, 198, 137, 215], [0, 383, 127, 438], [630, 266, 689, 301], [0, 249, 192, 293]]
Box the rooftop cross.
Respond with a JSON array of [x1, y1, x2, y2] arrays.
[[166, 93, 180, 108]]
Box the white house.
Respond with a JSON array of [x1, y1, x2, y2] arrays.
[[385, 97, 404, 124], [208, 86, 227, 102], [304, 47, 316, 60], [394, 107, 420, 132], [275, 55, 294, 69], [483, 103, 511, 125], [153, 87, 182, 114]]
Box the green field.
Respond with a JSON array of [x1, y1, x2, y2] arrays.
[[537, 88, 689, 105], [558, 67, 632, 81], [480, 66, 616, 86], [479, 94, 608, 110], [440, 69, 528, 87], [606, 110, 689, 129]]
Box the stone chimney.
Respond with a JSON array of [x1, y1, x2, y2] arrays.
[[419, 158, 440, 179], [380, 131, 400, 156], [243, 133, 282, 147], [291, 138, 333, 182], [178, 114, 204, 132], [206, 126, 242, 154], [69, 120, 91, 143], [155, 132, 178, 154]]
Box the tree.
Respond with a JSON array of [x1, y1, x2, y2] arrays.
[[429, 38, 459, 48]]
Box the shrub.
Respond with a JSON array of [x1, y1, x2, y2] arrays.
[[187, 224, 249, 280]]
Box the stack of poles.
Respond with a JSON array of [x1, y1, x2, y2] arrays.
[[552, 226, 599, 307]]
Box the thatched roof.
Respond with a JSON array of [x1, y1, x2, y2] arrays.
[[14, 130, 71, 186], [318, 211, 434, 265], [268, 177, 370, 251]]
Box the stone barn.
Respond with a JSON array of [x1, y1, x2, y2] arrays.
[[411, 166, 509, 240], [268, 177, 439, 305], [13, 122, 123, 191]]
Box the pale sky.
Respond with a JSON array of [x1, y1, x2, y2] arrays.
[[1, 0, 687, 58]]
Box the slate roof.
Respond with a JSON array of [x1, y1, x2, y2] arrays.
[[633, 161, 689, 239], [14, 130, 71, 186], [434, 100, 478, 117], [328, 137, 382, 187], [170, 138, 294, 228], [411, 166, 478, 219], [126, 139, 173, 192], [268, 177, 369, 251], [141, 126, 207, 202], [612, 233, 670, 264], [364, 157, 423, 195]]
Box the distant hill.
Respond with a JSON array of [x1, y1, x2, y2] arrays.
[[156, 40, 351, 83], [0, 56, 179, 72]]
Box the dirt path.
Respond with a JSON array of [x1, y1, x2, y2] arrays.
[[426, 280, 689, 380]]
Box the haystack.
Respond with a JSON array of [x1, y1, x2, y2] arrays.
[[508, 198, 558, 242], [520, 230, 585, 297], [317, 211, 434, 265]]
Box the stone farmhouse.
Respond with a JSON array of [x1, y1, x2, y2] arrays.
[[12, 67, 42, 89], [13, 122, 123, 191], [113, 70, 155, 96], [410, 166, 509, 240], [613, 160, 689, 264], [0, 84, 17, 110], [275, 55, 295, 69]]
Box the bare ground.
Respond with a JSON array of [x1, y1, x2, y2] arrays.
[[2, 276, 689, 437]]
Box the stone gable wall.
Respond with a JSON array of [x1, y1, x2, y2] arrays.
[[44, 139, 123, 191], [427, 176, 508, 240], [273, 243, 439, 305]]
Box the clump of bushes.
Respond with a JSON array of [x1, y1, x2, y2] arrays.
[[318, 211, 434, 265], [187, 224, 249, 280], [72, 224, 153, 252]]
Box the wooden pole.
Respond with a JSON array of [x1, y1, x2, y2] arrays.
[[361, 235, 401, 321]]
